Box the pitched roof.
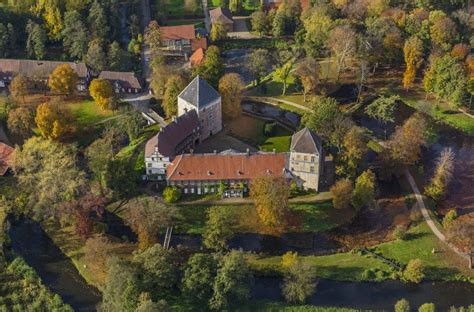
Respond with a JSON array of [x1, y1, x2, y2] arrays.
[[145, 110, 200, 158], [160, 24, 196, 40], [210, 7, 234, 24], [0, 59, 89, 79], [98, 71, 142, 89], [178, 76, 220, 109], [0, 142, 14, 176], [191, 37, 208, 51], [190, 48, 206, 66], [167, 152, 287, 181], [290, 127, 323, 154]]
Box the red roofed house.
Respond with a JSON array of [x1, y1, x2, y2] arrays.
[[0, 142, 14, 176], [160, 24, 207, 54], [190, 48, 206, 67]]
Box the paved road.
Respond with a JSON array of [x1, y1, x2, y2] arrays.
[[202, 0, 211, 33]]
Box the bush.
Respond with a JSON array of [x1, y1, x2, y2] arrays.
[[402, 259, 425, 283], [281, 251, 299, 270], [395, 298, 410, 312], [163, 186, 181, 203], [264, 122, 277, 136], [419, 303, 436, 312], [393, 225, 407, 240], [442, 209, 457, 229]]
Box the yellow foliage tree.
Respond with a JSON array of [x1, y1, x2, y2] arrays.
[[48, 64, 79, 95], [218, 73, 244, 119], [89, 79, 113, 110], [402, 36, 423, 90], [282, 251, 299, 269], [35, 102, 72, 141]]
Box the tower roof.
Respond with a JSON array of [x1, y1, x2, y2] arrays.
[[178, 76, 221, 109], [291, 127, 323, 154]]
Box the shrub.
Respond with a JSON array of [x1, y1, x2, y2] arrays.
[[419, 303, 436, 312], [442, 209, 457, 229], [264, 122, 277, 136], [281, 251, 299, 270], [395, 298, 411, 312], [403, 259, 425, 283], [330, 179, 353, 210], [393, 225, 407, 240], [289, 181, 300, 197], [163, 186, 181, 203]]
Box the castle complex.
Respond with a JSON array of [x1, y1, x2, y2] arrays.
[[145, 76, 329, 195]]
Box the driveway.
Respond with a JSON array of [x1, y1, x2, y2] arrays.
[[228, 16, 260, 39]]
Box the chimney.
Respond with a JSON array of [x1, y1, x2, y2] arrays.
[[246, 148, 250, 156]]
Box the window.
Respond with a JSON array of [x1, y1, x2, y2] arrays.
[[163, 164, 167, 168], [310, 166, 315, 173], [311, 156, 315, 162], [147, 163, 152, 168], [304, 156, 308, 161]]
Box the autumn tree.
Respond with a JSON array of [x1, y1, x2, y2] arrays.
[[365, 95, 399, 139], [126, 197, 178, 250], [330, 179, 354, 210], [282, 262, 317, 304], [184, 0, 200, 13], [402, 36, 424, 90], [395, 299, 411, 312], [48, 64, 79, 95], [150, 53, 168, 96], [163, 75, 186, 118], [7, 107, 35, 142], [210, 251, 253, 310], [12, 137, 85, 218], [418, 303, 436, 312], [210, 21, 228, 41], [451, 43, 470, 60], [32, 0, 63, 40], [61, 10, 88, 59], [326, 26, 357, 82], [351, 170, 376, 210], [402, 259, 425, 283], [295, 57, 320, 102], [251, 11, 271, 35], [273, 50, 295, 95], [192, 45, 224, 87], [26, 20, 46, 60], [250, 176, 289, 232], [336, 126, 368, 178], [90, 78, 113, 110], [425, 148, 455, 201], [246, 49, 271, 86], [84, 235, 111, 281], [203, 206, 236, 252], [218, 73, 244, 119], [429, 16, 458, 51], [35, 102, 74, 141], [144, 20, 161, 56], [9, 75, 30, 104], [446, 219, 474, 253]]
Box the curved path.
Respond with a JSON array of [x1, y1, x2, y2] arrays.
[[404, 169, 470, 264], [243, 96, 311, 112]]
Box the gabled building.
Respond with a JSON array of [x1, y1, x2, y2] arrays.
[[0, 142, 14, 177], [98, 71, 143, 94], [178, 75, 222, 141], [210, 7, 234, 32], [0, 59, 90, 91], [160, 24, 207, 54]]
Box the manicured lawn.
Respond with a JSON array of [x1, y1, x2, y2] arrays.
[[247, 222, 471, 282], [116, 124, 160, 161], [67, 100, 114, 126]]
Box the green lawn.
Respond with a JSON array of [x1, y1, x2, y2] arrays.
[[247, 222, 471, 282], [116, 124, 160, 161], [67, 100, 114, 126]]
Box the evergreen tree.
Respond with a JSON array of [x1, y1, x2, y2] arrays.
[[88, 0, 110, 41], [26, 21, 47, 60], [85, 39, 107, 73], [108, 41, 131, 71], [62, 10, 88, 59]]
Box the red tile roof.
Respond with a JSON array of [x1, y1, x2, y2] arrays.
[[191, 38, 208, 51], [160, 25, 196, 40], [0, 142, 14, 176], [167, 153, 287, 181], [190, 48, 206, 66]]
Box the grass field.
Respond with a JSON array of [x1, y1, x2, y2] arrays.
[[247, 222, 471, 282]]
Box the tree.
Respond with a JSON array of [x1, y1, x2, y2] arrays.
[[7, 107, 35, 141], [35, 102, 74, 141], [210, 21, 228, 41], [302, 96, 345, 142], [326, 26, 357, 81], [32, 0, 63, 40], [126, 197, 177, 250], [12, 137, 85, 218], [336, 126, 368, 178], [246, 49, 271, 86], [144, 21, 161, 56], [395, 299, 411, 312], [89, 78, 113, 110], [218, 73, 244, 118], [250, 176, 289, 232], [184, 0, 199, 13], [281, 251, 299, 269], [295, 57, 320, 102], [229, 0, 241, 13], [136, 295, 169, 312], [365, 95, 399, 139], [442, 209, 457, 229], [351, 170, 376, 210], [26, 20, 46, 60], [203, 206, 236, 252], [62, 10, 88, 59], [48, 64, 79, 95], [103, 158, 138, 204], [9, 75, 30, 104], [133, 244, 178, 292], [84, 235, 111, 280], [85, 39, 107, 73], [251, 11, 270, 35], [451, 44, 470, 60], [446, 219, 474, 253], [182, 253, 219, 302], [0, 23, 9, 57], [418, 303, 436, 312], [273, 51, 295, 95], [423, 54, 467, 108], [192, 45, 224, 87], [210, 251, 253, 310], [424, 148, 455, 201], [330, 179, 354, 210], [163, 186, 181, 203], [108, 41, 131, 71], [282, 262, 317, 303], [102, 257, 141, 312], [117, 106, 144, 140], [430, 16, 458, 51], [88, 0, 110, 41], [402, 259, 425, 283], [403, 36, 424, 90], [149, 53, 168, 96], [163, 75, 186, 118], [303, 6, 333, 57]]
